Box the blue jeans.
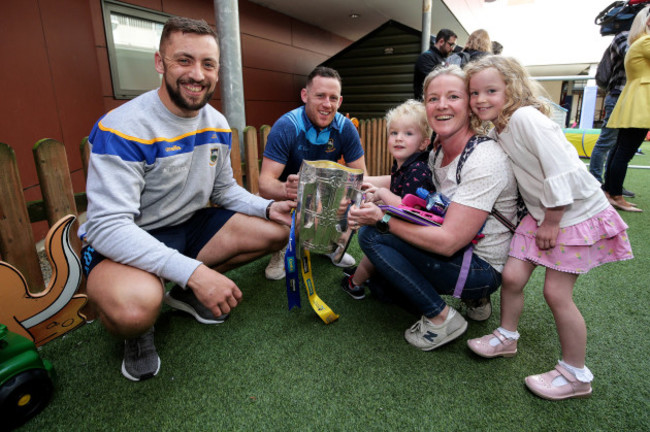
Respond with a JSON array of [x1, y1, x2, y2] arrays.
[[358, 226, 502, 319], [589, 93, 619, 183]]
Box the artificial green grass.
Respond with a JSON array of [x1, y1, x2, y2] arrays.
[[20, 145, 650, 431]]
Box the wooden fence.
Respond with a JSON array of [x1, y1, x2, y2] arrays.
[[0, 119, 389, 293]]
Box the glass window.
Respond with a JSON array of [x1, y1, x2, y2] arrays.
[[102, 0, 169, 99]]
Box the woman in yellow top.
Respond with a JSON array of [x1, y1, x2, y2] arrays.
[[603, 5, 650, 212]]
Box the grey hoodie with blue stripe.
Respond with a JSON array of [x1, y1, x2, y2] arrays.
[[79, 90, 271, 287]]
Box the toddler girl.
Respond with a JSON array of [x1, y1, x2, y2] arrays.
[[342, 99, 433, 299], [464, 55, 633, 400]]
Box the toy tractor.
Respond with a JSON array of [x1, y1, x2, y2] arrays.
[[0, 323, 54, 430]]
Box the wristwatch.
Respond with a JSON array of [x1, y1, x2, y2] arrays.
[[376, 213, 391, 233]]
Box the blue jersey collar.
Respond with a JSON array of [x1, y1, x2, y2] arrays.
[[299, 106, 342, 145]]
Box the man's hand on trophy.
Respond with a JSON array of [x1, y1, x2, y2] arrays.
[[285, 174, 299, 200], [269, 200, 296, 226]]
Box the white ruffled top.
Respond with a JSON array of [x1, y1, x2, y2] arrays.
[[490, 107, 609, 228]]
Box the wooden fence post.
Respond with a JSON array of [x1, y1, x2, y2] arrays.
[[33, 139, 81, 254], [0, 143, 45, 290], [359, 119, 368, 174], [361, 119, 370, 174], [259, 124, 271, 157], [80, 136, 91, 179], [230, 128, 244, 187], [243, 126, 260, 195], [379, 118, 389, 174], [371, 119, 380, 176]]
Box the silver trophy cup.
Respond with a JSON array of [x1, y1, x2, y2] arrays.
[[295, 160, 364, 264]]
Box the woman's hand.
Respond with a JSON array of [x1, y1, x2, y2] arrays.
[[348, 202, 384, 229]]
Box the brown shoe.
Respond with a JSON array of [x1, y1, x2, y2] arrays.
[[608, 195, 642, 212]]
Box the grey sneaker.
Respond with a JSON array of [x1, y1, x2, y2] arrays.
[[265, 247, 286, 280], [164, 285, 230, 325], [463, 297, 492, 321], [404, 308, 468, 351], [122, 327, 160, 382]]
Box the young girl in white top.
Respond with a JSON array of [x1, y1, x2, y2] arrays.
[[464, 55, 633, 401]]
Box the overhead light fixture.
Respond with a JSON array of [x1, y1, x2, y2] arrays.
[[349, 13, 360, 19]]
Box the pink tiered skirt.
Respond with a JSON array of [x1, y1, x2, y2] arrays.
[[509, 207, 633, 274]]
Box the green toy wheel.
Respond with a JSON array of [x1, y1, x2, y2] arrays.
[[0, 368, 53, 430]]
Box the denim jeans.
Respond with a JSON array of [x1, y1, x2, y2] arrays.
[[603, 127, 649, 196], [358, 226, 502, 319], [589, 93, 619, 183]]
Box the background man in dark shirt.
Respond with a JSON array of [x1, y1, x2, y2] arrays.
[[413, 29, 458, 99]]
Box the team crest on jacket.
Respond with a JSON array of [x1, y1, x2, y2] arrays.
[[325, 138, 335, 153], [209, 147, 219, 166]]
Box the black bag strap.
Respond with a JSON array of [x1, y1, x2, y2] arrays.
[[595, 1, 627, 26]]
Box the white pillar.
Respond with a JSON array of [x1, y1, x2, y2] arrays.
[[579, 65, 598, 129], [421, 0, 432, 53]]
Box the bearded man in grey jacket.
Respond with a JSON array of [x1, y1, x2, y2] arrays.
[[79, 16, 293, 382]]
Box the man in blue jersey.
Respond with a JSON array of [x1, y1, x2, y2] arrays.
[[78, 16, 293, 381], [259, 66, 367, 280]]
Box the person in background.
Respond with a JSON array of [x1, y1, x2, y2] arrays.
[[603, 6, 650, 212], [342, 100, 434, 300], [349, 65, 518, 351], [79, 17, 293, 381], [588, 30, 632, 196], [413, 29, 458, 99], [465, 55, 633, 400], [447, 29, 492, 68], [259, 66, 367, 280]]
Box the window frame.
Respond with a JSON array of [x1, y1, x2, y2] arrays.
[[101, 0, 170, 99]]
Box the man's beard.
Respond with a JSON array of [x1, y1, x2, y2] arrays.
[[165, 77, 214, 112]]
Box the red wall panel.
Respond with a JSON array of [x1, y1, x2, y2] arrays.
[[242, 34, 329, 75], [239, 0, 292, 44], [0, 1, 62, 191], [164, 0, 215, 24], [245, 101, 302, 130], [39, 0, 105, 172], [243, 68, 297, 102], [291, 20, 352, 56], [1, 0, 352, 241]]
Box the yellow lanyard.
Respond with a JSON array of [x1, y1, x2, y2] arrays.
[[299, 249, 339, 324]]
